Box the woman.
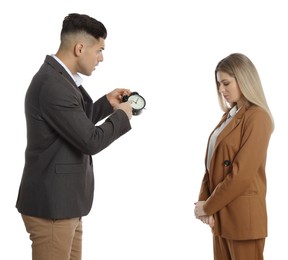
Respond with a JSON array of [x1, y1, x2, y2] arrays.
[[194, 53, 274, 260]]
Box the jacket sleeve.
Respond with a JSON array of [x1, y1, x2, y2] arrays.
[[39, 81, 131, 155], [203, 109, 272, 215], [198, 171, 210, 201], [91, 95, 114, 124]]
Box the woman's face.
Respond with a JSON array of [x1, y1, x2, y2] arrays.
[[216, 71, 243, 105]]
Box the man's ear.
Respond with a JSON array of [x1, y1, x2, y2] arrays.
[[74, 42, 84, 57]]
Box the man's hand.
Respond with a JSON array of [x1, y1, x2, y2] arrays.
[[106, 88, 131, 109], [116, 102, 133, 120]]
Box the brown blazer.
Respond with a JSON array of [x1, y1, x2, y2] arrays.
[[198, 104, 273, 240]]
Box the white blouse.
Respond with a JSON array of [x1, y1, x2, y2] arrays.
[[206, 106, 238, 171]]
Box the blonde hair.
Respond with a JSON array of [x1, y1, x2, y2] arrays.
[[215, 53, 274, 131]]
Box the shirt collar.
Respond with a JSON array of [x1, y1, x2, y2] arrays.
[[51, 54, 83, 87], [227, 105, 238, 119]]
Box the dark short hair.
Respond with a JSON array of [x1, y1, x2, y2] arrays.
[[61, 13, 107, 40]]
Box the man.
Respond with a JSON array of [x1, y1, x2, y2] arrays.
[[16, 13, 133, 260]]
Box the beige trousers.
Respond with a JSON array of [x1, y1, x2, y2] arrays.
[[22, 214, 82, 260]]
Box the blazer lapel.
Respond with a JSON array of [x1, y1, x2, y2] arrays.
[[45, 55, 86, 109], [214, 106, 246, 150], [78, 86, 93, 117], [206, 106, 247, 188]]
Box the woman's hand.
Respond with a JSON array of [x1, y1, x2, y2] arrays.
[[194, 201, 207, 218], [194, 201, 214, 228], [198, 215, 215, 228]]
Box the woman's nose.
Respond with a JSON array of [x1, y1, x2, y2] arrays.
[[218, 84, 225, 93]]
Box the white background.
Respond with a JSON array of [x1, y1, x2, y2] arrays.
[[1, 0, 287, 259]]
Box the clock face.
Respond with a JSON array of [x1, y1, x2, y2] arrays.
[[128, 94, 146, 110]]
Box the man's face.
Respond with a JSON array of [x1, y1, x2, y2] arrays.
[[77, 37, 105, 76]]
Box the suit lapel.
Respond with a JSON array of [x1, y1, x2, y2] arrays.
[[45, 55, 86, 109], [214, 106, 246, 150], [78, 86, 93, 117], [206, 106, 247, 187], [45, 55, 94, 118]]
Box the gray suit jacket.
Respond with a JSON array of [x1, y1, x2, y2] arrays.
[[16, 55, 131, 219]]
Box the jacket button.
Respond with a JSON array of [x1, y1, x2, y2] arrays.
[[224, 160, 231, 167]]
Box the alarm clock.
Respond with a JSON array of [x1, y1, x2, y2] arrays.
[[122, 92, 146, 115]]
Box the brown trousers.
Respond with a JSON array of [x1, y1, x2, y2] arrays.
[[22, 214, 82, 260], [213, 235, 265, 260]]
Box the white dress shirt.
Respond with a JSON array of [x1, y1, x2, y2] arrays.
[[51, 54, 83, 87], [206, 106, 239, 171]]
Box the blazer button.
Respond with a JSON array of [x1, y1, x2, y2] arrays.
[[224, 160, 231, 167]]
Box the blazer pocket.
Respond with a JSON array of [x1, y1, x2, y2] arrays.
[[55, 163, 84, 174], [240, 190, 258, 196]]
